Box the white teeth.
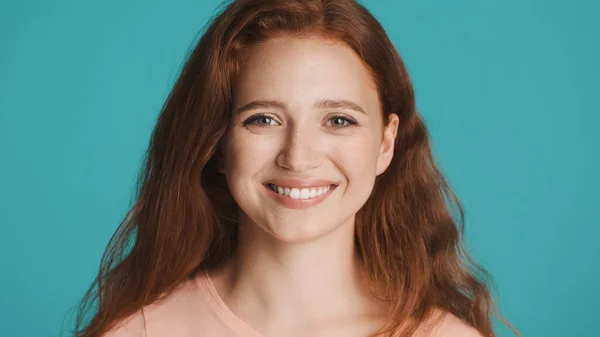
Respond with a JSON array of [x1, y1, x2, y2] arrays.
[[299, 188, 310, 199], [268, 184, 333, 200]]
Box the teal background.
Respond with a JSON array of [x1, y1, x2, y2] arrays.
[[1, 0, 598, 336]]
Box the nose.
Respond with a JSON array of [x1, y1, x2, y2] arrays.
[[276, 126, 323, 172]]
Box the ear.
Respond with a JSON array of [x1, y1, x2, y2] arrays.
[[375, 113, 399, 176]]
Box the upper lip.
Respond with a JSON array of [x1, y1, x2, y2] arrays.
[[264, 178, 338, 189]]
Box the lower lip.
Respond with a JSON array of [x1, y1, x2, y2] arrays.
[[263, 184, 337, 210]]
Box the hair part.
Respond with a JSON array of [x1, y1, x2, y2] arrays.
[[70, 1, 518, 336]]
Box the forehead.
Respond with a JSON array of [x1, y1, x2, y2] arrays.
[[233, 36, 380, 112]]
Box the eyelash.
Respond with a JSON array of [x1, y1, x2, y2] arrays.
[[242, 114, 358, 128]]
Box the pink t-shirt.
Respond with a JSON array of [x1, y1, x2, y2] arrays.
[[104, 271, 482, 337]]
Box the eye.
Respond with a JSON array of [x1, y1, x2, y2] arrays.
[[242, 114, 279, 127], [327, 115, 358, 128]]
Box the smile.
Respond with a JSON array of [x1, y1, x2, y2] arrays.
[[262, 181, 338, 210], [266, 183, 333, 200]]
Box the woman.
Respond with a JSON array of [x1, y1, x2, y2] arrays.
[[73, 0, 518, 336]]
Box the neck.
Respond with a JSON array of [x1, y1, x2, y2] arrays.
[[209, 213, 384, 331]]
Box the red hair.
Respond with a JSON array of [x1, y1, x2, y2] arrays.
[[72, 1, 518, 336]]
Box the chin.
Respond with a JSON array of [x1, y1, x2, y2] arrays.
[[258, 215, 355, 244]]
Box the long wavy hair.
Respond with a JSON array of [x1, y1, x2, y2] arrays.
[[71, 0, 518, 336]]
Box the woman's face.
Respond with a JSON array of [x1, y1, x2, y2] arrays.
[[220, 36, 398, 243]]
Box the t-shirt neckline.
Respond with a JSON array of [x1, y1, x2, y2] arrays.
[[197, 269, 265, 337]]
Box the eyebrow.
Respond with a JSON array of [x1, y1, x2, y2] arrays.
[[234, 99, 367, 115]]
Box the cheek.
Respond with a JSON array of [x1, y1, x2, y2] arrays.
[[223, 130, 276, 178], [331, 133, 381, 179]]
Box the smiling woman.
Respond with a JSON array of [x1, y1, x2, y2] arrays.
[[219, 36, 397, 245], [72, 1, 518, 337]]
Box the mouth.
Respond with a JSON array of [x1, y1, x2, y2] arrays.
[[265, 183, 338, 200]]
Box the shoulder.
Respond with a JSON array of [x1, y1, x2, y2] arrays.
[[429, 309, 484, 337], [102, 277, 205, 337], [102, 310, 145, 337]]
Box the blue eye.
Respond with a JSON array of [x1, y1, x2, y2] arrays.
[[243, 114, 278, 127], [327, 115, 357, 128]]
